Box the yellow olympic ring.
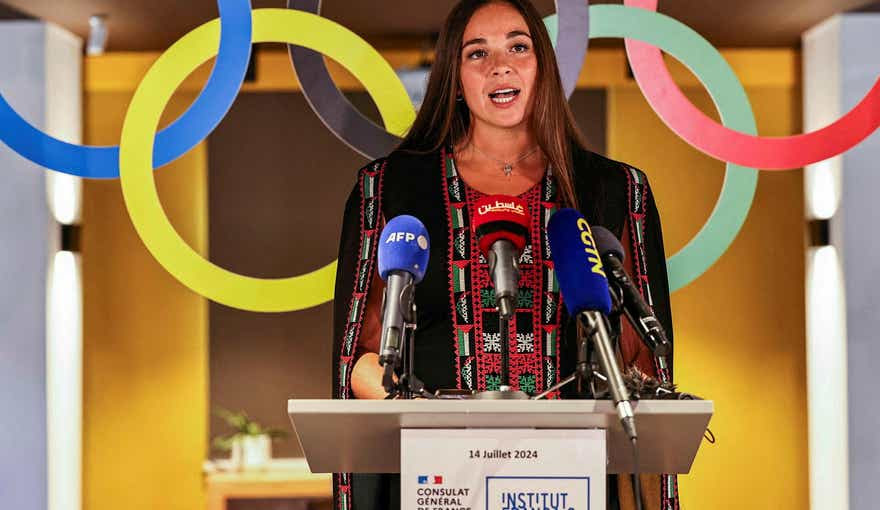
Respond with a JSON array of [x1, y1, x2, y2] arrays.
[[119, 8, 416, 312]]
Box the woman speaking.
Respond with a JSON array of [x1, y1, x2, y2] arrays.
[[331, 1, 676, 509]]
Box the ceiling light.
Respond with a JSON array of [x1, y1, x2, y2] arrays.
[[86, 14, 108, 56]]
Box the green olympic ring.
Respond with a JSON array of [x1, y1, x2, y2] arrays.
[[549, 5, 759, 292]]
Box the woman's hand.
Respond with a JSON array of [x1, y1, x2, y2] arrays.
[[351, 353, 390, 400]]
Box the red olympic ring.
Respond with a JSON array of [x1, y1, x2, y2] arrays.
[[623, 0, 880, 170]]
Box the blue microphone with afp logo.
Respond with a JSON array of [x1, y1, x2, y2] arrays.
[[548, 208, 637, 442], [377, 215, 430, 394]]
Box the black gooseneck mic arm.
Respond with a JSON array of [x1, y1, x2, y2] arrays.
[[603, 251, 671, 374]]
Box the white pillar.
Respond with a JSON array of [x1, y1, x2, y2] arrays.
[[0, 20, 82, 510], [803, 11, 880, 510]]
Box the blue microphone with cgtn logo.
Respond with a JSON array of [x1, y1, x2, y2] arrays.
[[547, 208, 612, 316], [548, 208, 636, 441], [377, 215, 430, 390]]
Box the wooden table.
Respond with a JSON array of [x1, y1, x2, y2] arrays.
[[204, 458, 332, 510]]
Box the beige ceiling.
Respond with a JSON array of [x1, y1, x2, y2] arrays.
[[0, 0, 877, 51]]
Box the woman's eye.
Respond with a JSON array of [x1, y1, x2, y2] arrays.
[[512, 43, 530, 53], [467, 49, 488, 59]]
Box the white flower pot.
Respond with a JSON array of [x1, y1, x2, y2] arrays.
[[231, 434, 272, 470]]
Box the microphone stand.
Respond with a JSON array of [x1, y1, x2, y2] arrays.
[[499, 315, 510, 392], [384, 291, 433, 400], [472, 285, 531, 400], [473, 311, 529, 399], [472, 245, 530, 400], [532, 312, 635, 431], [487, 243, 517, 391], [532, 313, 599, 400]]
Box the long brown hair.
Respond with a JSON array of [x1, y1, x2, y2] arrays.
[[397, 0, 589, 207]]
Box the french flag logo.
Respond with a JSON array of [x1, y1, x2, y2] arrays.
[[417, 475, 443, 484]]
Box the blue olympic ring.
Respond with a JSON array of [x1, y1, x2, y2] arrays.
[[0, 0, 252, 178]]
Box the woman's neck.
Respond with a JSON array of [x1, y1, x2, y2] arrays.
[[451, 121, 547, 197], [464, 122, 536, 161]]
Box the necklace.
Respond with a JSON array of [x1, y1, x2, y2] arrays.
[[469, 143, 539, 176]]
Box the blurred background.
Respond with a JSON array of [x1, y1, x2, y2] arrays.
[[1, 1, 879, 509]]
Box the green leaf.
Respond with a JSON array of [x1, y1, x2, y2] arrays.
[[212, 435, 236, 452]]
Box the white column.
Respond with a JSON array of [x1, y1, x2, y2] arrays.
[[803, 11, 880, 510], [0, 19, 82, 510], [0, 20, 51, 510]]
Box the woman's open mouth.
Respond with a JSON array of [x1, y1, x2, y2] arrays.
[[488, 88, 521, 105]]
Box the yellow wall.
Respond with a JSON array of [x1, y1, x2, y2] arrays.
[[81, 48, 806, 510], [82, 91, 208, 510], [608, 61, 807, 508]]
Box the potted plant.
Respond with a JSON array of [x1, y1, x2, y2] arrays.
[[213, 407, 288, 470]]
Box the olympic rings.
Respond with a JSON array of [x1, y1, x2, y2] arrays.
[[549, 5, 758, 291], [285, 0, 589, 160], [3, 1, 876, 307], [0, 0, 252, 178], [118, 9, 414, 312], [623, 0, 880, 170]]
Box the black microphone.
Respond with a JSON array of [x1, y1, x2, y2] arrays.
[[377, 215, 430, 392], [592, 226, 672, 359]]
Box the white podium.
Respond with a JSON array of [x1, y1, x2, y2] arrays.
[[287, 399, 712, 474]]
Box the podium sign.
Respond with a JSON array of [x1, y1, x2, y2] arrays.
[[401, 429, 606, 510]]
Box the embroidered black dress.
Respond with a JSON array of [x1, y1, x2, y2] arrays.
[[331, 146, 679, 510]]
